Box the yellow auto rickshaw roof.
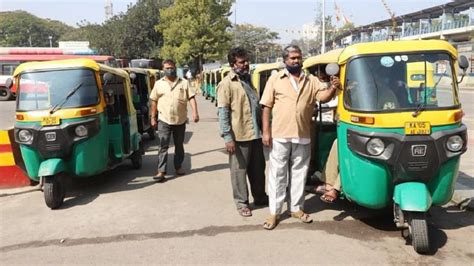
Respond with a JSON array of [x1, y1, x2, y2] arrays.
[[338, 40, 457, 64], [253, 62, 284, 74], [13, 58, 129, 79], [123, 67, 153, 77], [303, 48, 344, 69]]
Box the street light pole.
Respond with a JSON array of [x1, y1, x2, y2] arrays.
[[48, 36, 52, 48], [321, 0, 326, 54]]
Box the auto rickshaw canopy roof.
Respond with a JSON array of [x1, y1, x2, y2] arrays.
[[252, 62, 284, 74], [123, 67, 151, 75], [338, 40, 457, 64], [13, 58, 129, 80], [303, 48, 344, 69]]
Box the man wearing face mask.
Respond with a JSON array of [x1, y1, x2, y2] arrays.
[[149, 59, 199, 182], [217, 47, 268, 217], [260, 45, 340, 230]]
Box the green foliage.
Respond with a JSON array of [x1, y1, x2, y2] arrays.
[[0, 11, 73, 47], [233, 24, 280, 63], [156, 0, 233, 68]]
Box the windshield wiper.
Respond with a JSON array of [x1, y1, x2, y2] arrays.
[[49, 82, 83, 114], [412, 103, 425, 117]]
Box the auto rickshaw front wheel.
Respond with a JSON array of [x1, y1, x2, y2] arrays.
[[407, 212, 430, 254], [43, 176, 65, 209]]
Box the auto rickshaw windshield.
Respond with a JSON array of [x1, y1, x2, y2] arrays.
[[343, 52, 459, 112], [17, 69, 100, 111]]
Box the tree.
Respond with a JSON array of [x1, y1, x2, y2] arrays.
[[0, 11, 72, 47], [156, 0, 233, 69], [233, 24, 280, 63]]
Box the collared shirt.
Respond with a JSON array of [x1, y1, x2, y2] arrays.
[[260, 69, 324, 141], [217, 70, 261, 142], [149, 77, 195, 125]]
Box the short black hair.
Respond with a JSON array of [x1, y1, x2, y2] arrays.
[[227, 47, 249, 66], [282, 45, 302, 60], [162, 59, 176, 67]]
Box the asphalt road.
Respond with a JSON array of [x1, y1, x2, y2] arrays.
[[0, 92, 473, 264]]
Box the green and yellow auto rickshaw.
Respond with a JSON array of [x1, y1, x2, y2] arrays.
[[325, 40, 468, 253], [124, 67, 155, 139], [209, 68, 221, 103], [201, 70, 211, 100], [10, 58, 143, 209], [250, 62, 284, 97]]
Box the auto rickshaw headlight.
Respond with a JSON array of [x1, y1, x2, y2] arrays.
[[74, 125, 88, 137], [18, 129, 33, 142], [366, 138, 385, 156], [446, 135, 463, 152]]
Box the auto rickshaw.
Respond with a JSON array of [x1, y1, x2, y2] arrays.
[[250, 62, 284, 97], [323, 40, 468, 253], [201, 70, 211, 100], [9, 58, 143, 209], [209, 68, 221, 102], [124, 67, 155, 139], [302, 49, 343, 175]]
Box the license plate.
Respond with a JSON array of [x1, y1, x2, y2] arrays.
[[41, 116, 60, 126], [404, 121, 431, 135]]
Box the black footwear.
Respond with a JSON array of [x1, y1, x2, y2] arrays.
[[153, 172, 166, 183]]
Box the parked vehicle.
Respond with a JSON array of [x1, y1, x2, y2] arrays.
[[8, 58, 143, 209], [315, 40, 468, 253]]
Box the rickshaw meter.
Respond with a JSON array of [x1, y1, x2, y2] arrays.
[[366, 138, 385, 156], [18, 129, 33, 142], [446, 135, 463, 152], [74, 125, 88, 137]]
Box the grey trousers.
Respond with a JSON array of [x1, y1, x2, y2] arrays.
[[156, 120, 186, 173], [229, 139, 267, 209]]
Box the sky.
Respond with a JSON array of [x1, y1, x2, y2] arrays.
[[1, 0, 452, 44]]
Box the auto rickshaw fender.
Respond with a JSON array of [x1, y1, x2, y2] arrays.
[[393, 182, 432, 212], [38, 158, 66, 177]]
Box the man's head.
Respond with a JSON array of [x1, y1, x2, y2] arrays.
[[162, 59, 177, 79], [227, 47, 250, 76], [282, 45, 303, 75]]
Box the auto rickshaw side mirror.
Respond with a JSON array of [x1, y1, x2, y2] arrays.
[[325, 63, 340, 76], [129, 72, 137, 80], [5, 78, 13, 89], [458, 55, 469, 71]]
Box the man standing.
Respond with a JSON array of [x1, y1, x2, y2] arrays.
[[260, 45, 340, 229], [217, 47, 268, 217], [150, 59, 199, 182]]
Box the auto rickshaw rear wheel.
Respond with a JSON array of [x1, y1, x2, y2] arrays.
[[0, 87, 12, 101], [43, 176, 65, 209], [408, 212, 429, 254], [131, 143, 143, 169]]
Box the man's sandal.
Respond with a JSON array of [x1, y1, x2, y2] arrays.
[[238, 207, 252, 217], [263, 215, 279, 230], [291, 210, 313, 223], [320, 189, 339, 204]]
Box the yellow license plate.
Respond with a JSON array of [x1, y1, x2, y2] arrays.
[[405, 121, 431, 135], [41, 116, 60, 126]]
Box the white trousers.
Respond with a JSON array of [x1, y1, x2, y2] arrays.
[[268, 140, 310, 215]]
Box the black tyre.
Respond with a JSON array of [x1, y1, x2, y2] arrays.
[[0, 87, 12, 101], [408, 212, 430, 254], [147, 127, 156, 140], [43, 176, 65, 209]]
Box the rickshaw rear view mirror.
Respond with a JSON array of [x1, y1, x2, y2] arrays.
[[129, 72, 137, 80], [326, 63, 339, 76], [5, 78, 13, 89], [103, 73, 113, 82], [458, 55, 469, 71]]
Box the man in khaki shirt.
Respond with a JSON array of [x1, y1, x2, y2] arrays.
[[217, 47, 268, 217], [150, 59, 199, 182], [260, 45, 340, 230]]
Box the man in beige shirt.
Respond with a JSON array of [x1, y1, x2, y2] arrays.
[[260, 45, 340, 230], [217, 47, 268, 217], [149, 59, 199, 182]]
